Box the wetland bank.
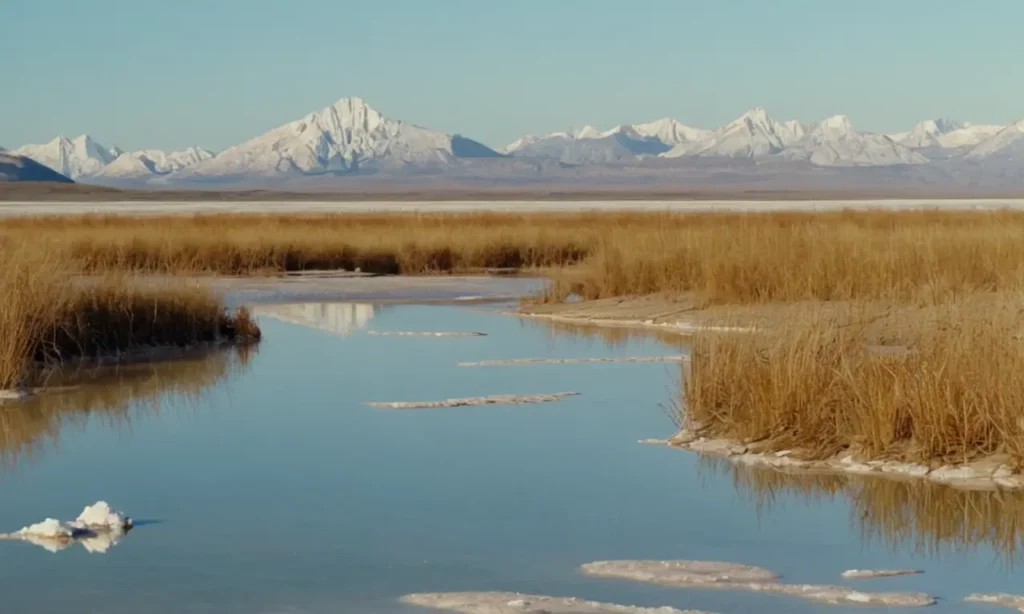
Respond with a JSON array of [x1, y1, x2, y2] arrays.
[[2, 208, 1024, 612]]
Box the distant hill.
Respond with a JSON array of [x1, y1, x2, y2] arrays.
[[0, 152, 74, 183]]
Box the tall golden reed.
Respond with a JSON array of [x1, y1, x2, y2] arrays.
[[684, 300, 1024, 466], [0, 243, 259, 389]]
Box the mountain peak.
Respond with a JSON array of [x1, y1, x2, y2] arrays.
[[741, 107, 768, 121], [817, 114, 854, 135]]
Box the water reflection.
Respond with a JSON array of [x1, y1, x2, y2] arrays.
[[1, 347, 252, 469], [706, 459, 1024, 563], [521, 317, 689, 350], [253, 302, 379, 336], [8, 525, 131, 555]]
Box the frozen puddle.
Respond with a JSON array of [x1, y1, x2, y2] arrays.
[[965, 593, 1024, 610], [368, 331, 487, 337], [367, 392, 579, 410], [0, 502, 132, 554], [581, 561, 935, 607], [402, 592, 716, 613], [842, 569, 923, 580], [457, 356, 687, 367]]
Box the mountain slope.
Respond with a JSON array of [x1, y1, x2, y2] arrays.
[[507, 126, 675, 164], [662, 108, 804, 159], [12, 135, 120, 179], [97, 147, 216, 179], [777, 115, 927, 167], [505, 119, 706, 164], [936, 123, 1003, 149], [179, 97, 500, 180], [0, 152, 75, 183], [630, 118, 710, 147], [964, 120, 1024, 161], [896, 118, 962, 148]]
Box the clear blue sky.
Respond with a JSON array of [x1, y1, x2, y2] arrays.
[[4, 0, 1023, 151]]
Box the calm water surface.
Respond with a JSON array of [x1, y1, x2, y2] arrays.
[[1, 302, 1021, 613]]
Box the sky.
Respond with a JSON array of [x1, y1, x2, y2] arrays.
[[4, 0, 1024, 152]]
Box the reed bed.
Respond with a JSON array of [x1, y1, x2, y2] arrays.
[[5, 210, 1024, 305], [5, 209, 1024, 465], [0, 246, 260, 389], [683, 299, 1024, 466]]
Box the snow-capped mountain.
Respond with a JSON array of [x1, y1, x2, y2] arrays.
[[97, 147, 216, 178], [630, 118, 710, 147], [13, 97, 1024, 187], [11, 135, 214, 181], [893, 118, 963, 149], [776, 115, 927, 167], [965, 120, 1024, 161], [12, 135, 120, 179], [937, 123, 1005, 150], [661, 108, 805, 159], [506, 127, 674, 164], [0, 152, 75, 183], [178, 97, 499, 180], [502, 118, 707, 164]]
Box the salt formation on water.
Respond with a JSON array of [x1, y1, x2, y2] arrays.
[[581, 561, 936, 607], [367, 392, 579, 410], [0, 502, 133, 553], [403, 592, 716, 613]]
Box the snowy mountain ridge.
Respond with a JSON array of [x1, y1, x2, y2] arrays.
[[11, 135, 213, 181], [174, 97, 499, 180], [12, 96, 1024, 184]]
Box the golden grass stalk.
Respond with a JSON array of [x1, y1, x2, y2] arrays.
[[5, 210, 1024, 305], [0, 245, 260, 389], [684, 298, 1024, 466]]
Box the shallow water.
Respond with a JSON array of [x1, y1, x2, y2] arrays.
[[1, 301, 1022, 614]]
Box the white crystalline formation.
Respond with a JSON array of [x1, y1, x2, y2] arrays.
[[4, 502, 133, 553]]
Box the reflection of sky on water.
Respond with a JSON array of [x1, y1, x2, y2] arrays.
[[0, 303, 1019, 613]]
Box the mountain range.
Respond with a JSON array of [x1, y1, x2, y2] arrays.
[[10, 97, 1024, 189]]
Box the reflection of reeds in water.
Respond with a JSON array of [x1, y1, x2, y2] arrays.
[[0, 347, 253, 468], [706, 460, 1024, 563], [852, 479, 1024, 561]]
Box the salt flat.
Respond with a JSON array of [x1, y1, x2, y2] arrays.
[[4, 198, 1024, 216]]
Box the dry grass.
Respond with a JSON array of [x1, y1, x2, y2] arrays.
[[4, 210, 1024, 307], [683, 299, 1024, 466], [0, 245, 260, 389], [5, 209, 1024, 465]]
